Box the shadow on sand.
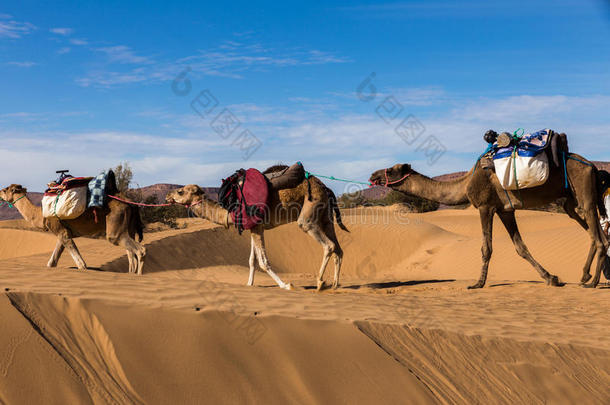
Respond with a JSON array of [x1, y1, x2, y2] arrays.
[[301, 279, 457, 291]]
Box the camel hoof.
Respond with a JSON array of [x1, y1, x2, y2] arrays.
[[583, 282, 598, 289], [467, 282, 485, 289], [332, 282, 339, 290], [316, 280, 326, 292], [579, 273, 592, 285], [548, 275, 563, 287], [285, 283, 295, 291]]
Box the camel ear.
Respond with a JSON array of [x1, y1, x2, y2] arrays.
[[194, 185, 205, 195], [10, 184, 25, 193]]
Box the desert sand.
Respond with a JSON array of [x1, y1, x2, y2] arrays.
[[0, 208, 609, 404]]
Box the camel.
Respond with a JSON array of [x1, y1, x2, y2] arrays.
[[370, 152, 608, 288], [166, 167, 347, 291], [0, 184, 146, 274]]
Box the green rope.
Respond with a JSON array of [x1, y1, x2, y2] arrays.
[[567, 155, 593, 167], [52, 192, 62, 218], [504, 189, 514, 210], [0, 195, 25, 208], [512, 146, 520, 190], [304, 171, 371, 186], [513, 128, 524, 139]]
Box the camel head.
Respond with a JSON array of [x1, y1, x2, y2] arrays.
[[369, 164, 413, 188], [0, 184, 27, 204], [165, 184, 205, 206]]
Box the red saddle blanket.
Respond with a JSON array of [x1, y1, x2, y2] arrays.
[[218, 168, 269, 234]]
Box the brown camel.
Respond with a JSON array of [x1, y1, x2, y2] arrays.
[[0, 184, 146, 274], [370, 153, 608, 288], [166, 169, 347, 291]]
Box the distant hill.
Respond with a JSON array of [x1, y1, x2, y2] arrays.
[[0, 184, 220, 221]]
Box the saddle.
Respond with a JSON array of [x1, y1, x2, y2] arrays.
[[481, 129, 569, 190], [43, 176, 93, 219], [218, 168, 269, 234]]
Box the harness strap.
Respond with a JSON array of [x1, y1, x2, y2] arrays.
[[504, 189, 514, 210], [383, 168, 411, 186], [562, 153, 594, 190], [472, 143, 495, 178], [567, 155, 593, 167], [512, 146, 520, 190], [1, 194, 26, 208], [562, 151, 569, 189]]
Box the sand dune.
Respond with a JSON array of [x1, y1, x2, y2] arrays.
[[0, 208, 609, 404]]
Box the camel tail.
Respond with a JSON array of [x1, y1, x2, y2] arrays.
[[132, 205, 144, 242], [325, 187, 349, 232]]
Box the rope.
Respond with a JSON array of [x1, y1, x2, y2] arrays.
[[0, 195, 26, 208], [107, 195, 174, 207], [504, 189, 514, 210], [473, 143, 495, 178], [513, 128, 524, 139], [562, 151, 569, 189], [512, 146, 520, 190], [305, 171, 372, 186], [567, 155, 593, 167]]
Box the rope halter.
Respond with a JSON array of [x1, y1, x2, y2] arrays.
[[375, 168, 411, 187], [0, 194, 26, 208]]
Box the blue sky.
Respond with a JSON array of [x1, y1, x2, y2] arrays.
[[1, 0, 610, 193]]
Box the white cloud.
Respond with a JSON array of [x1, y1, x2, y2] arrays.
[[76, 40, 349, 87], [69, 38, 88, 45], [49, 27, 73, 36], [5, 61, 36, 67], [3, 93, 609, 192], [57, 47, 71, 55], [0, 15, 36, 39], [96, 45, 152, 64]]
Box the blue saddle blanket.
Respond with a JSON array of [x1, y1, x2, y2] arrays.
[[87, 170, 116, 209], [493, 129, 551, 160]]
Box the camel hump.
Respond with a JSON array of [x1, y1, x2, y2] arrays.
[[265, 162, 306, 191]]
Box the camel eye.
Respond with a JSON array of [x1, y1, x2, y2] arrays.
[[178, 190, 183, 195]]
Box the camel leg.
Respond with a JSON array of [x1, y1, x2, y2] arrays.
[[126, 250, 136, 274], [469, 207, 494, 289], [251, 227, 293, 290], [304, 223, 337, 292], [47, 239, 65, 268], [565, 167, 608, 288], [322, 220, 343, 289], [109, 234, 146, 275], [563, 199, 596, 284], [582, 210, 607, 289], [63, 238, 87, 270], [135, 243, 146, 276], [497, 211, 562, 286], [247, 236, 256, 286]]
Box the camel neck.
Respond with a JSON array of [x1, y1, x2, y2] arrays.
[[395, 169, 472, 205], [13, 195, 45, 228], [192, 199, 232, 227]]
